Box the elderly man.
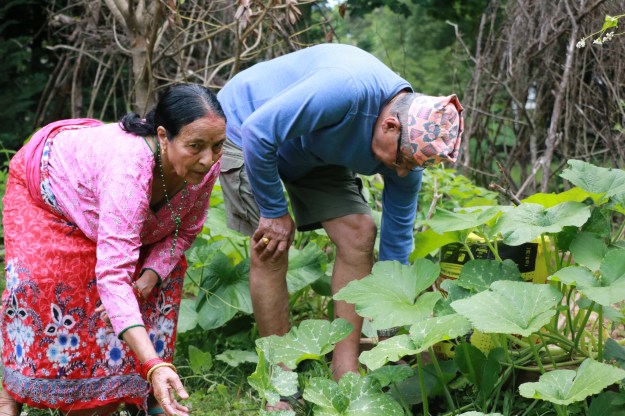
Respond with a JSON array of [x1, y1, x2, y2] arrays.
[[218, 43, 463, 408]]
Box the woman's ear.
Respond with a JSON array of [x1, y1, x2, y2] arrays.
[[156, 126, 168, 151]]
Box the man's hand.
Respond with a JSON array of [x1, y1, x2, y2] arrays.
[[252, 214, 295, 260]]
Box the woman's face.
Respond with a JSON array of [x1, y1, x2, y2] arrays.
[[158, 115, 226, 185]]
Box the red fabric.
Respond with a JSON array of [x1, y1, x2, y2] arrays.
[[1, 149, 185, 412]]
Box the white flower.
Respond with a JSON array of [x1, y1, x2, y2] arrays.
[[603, 31, 615, 42], [21, 326, 34, 348], [576, 39, 586, 48], [68, 333, 80, 350], [593, 37, 603, 44], [5, 260, 19, 290], [153, 333, 168, 357], [14, 343, 25, 364], [47, 344, 61, 362], [106, 338, 126, 366], [156, 316, 175, 336], [56, 328, 71, 351], [57, 351, 71, 367], [95, 328, 108, 347]]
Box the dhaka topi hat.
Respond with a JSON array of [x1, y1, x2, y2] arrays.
[[404, 94, 464, 167]]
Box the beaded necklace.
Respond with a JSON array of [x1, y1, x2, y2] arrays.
[[156, 140, 187, 256]]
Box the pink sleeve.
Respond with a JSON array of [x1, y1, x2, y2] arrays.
[[141, 161, 220, 279], [95, 155, 153, 336]]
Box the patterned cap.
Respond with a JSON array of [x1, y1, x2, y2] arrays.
[[404, 94, 464, 167]]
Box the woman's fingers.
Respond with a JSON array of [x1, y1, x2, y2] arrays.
[[152, 367, 189, 416]]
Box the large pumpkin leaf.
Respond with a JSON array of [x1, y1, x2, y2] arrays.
[[569, 232, 608, 272], [248, 348, 299, 408], [303, 372, 404, 416], [519, 359, 625, 405], [549, 251, 625, 306], [451, 281, 562, 336], [359, 314, 472, 370], [286, 243, 327, 293], [195, 253, 252, 330], [334, 260, 441, 330], [455, 259, 523, 293], [216, 349, 258, 367], [367, 365, 415, 388], [560, 160, 625, 199], [522, 187, 599, 208], [494, 202, 591, 246], [426, 206, 505, 234], [256, 319, 352, 369], [177, 298, 198, 333], [410, 228, 461, 260]]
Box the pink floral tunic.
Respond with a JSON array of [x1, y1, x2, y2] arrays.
[[46, 122, 219, 335]]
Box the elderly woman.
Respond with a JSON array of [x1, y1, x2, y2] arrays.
[[0, 84, 226, 416]]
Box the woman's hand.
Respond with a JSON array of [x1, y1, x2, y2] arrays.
[[151, 366, 190, 416], [134, 269, 160, 300]]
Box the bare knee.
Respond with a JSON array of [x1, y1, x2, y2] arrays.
[[325, 214, 377, 261]]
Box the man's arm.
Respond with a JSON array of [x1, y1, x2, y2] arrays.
[[379, 171, 423, 263], [240, 69, 359, 219]]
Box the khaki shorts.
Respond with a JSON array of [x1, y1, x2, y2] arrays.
[[219, 139, 371, 236]]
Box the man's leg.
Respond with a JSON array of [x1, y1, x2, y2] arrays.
[[249, 248, 290, 338], [322, 213, 376, 380]]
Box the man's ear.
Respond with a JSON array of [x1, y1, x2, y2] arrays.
[[381, 115, 400, 133]]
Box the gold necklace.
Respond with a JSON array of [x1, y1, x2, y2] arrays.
[[156, 141, 186, 256]]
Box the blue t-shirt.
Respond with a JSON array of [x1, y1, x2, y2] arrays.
[[218, 43, 422, 262]]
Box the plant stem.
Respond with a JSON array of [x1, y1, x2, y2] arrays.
[[571, 301, 594, 358], [417, 353, 429, 416], [527, 336, 545, 374], [519, 400, 539, 416], [540, 234, 553, 275], [538, 333, 557, 368], [428, 347, 456, 413], [612, 218, 625, 244], [554, 403, 569, 416], [597, 305, 604, 362]]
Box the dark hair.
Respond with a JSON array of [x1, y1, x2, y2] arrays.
[[119, 84, 225, 139]]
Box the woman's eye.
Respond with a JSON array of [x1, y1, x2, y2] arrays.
[[189, 143, 199, 149]]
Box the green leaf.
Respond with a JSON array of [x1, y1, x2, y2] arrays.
[[588, 391, 625, 416], [560, 160, 625, 199], [195, 253, 252, 330], [367, 365, 414, 388], [410, 228, 460, 260], [204, 204, 248, 242], [458, 413, 504, 416], [286, 244, 327, 293], [522, 187, 598, 208], [426, 206, 505, 234], [550, 251, 625, 306], [494, 202, 591, 246], [216, 349, 258, 367], [451, 281, 562, 336], [248, 348, 299, 406], [257, 319, 352, 369], [601, 15, 620, 31], [334, 259, 441, 329], [455, 259, 523, 293], [303, 373, 404, 415], [359, 314, 471, 370], [176, 298, 198, 333], [519, 359, 625, 405], [188, 345, 213, 374], [569, 232, 608, 271]]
